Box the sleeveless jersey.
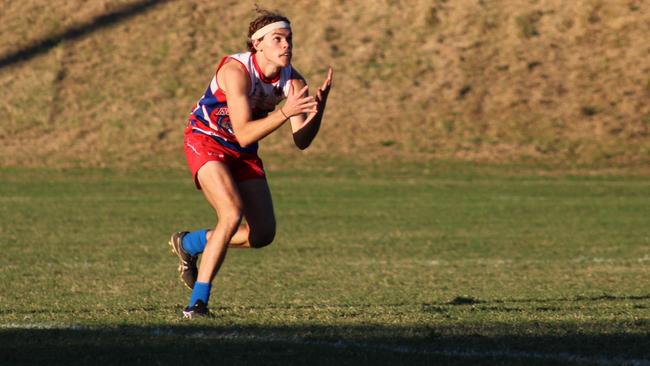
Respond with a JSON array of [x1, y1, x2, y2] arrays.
[[188, 52, 293, 153]]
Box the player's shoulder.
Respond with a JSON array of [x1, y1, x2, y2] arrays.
[[289, 66, 307, 87], [221, 57, 248, 74], [217, 55, 251, 93], [290, 66, 305, 82], [219, 57, 250, 85]]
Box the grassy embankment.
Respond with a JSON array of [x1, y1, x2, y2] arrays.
[[0, 0, 649, 168]]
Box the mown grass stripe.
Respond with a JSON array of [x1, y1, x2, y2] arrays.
[[2, 324, 648, 366]]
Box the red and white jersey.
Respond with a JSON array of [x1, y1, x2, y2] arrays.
[[188, 52, 294, 153]]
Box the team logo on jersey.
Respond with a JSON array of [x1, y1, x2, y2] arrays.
[[213, 107, 229, 116]]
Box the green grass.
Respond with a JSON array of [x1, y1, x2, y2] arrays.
[[0, 164, 649, 365]]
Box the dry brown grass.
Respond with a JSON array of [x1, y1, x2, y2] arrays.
[[1, 0, 648, 168]]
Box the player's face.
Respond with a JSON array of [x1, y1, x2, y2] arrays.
[[260, 29, 292, 67]]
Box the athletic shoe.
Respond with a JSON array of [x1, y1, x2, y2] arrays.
[[183, 300, 210, 319], [169, 231, 198, 289]]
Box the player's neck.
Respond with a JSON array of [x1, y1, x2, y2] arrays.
[[253, 52, 281, 81]]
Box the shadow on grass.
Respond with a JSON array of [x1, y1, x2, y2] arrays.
[[0, 0, 171, 68], [0, 323, 648, 366]]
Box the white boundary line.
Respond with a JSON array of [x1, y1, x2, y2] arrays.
[[2, 323, 649, 366]]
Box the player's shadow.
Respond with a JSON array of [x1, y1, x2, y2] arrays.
[[0, 323, 648, 365], [0, 0, 171, 68]]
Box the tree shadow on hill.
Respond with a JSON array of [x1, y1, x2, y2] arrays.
[[0, 0, 172, 68], [1, 322, 648, 366]]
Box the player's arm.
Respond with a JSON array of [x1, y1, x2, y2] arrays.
[[290, 68, 333, 150], [221, 61, 317, 148]]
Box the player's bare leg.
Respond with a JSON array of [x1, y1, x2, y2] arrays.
[[206, 178, 276, 249], [171, 178, 275, 294], [182, 161, 242, 318], [196, 162, 244, 283]]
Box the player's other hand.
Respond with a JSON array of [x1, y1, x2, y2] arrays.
[[315, 67, 333, 105], [282, 84, 317, 118]]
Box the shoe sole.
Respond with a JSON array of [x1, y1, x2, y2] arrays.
[[182, 310, 211, 319], [169, 232, 195, 290]]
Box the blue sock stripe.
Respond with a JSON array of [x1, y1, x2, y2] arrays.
[[189, 282, 211, 307], [182, 229, 208, 256]]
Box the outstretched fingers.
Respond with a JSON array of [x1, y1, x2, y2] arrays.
[[320, 68, 333, 92], [298, 98, 318, 113], [285, 83, 317, 116], [290, 84, 310, 99], [316, 67, 333, 103], [321, 67, 333, 89]]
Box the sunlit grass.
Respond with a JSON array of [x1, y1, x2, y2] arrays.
[[0, 165, 648, 364]]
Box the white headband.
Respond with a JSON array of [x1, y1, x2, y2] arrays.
[[250, 21, 291, 40]]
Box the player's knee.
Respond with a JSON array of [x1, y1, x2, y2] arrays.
[[219, 210, 243, 232], [249, 227, 276, 248]]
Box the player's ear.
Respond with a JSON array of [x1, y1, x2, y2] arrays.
[[253, 38, 263, 52]]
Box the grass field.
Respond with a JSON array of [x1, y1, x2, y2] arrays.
[[0, 163, 649, 365]]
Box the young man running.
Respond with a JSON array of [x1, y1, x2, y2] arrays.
[[169, 9, 333, 318]]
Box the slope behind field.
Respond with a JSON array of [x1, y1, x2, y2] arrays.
[[0, 0, 649, 167]]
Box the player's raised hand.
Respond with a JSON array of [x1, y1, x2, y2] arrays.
[[315, 67, 333, 104], [281, 83, 318, 118]]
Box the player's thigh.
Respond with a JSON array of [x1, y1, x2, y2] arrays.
[[197, 161, 243, 221], [237, 178, 276, 246]]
